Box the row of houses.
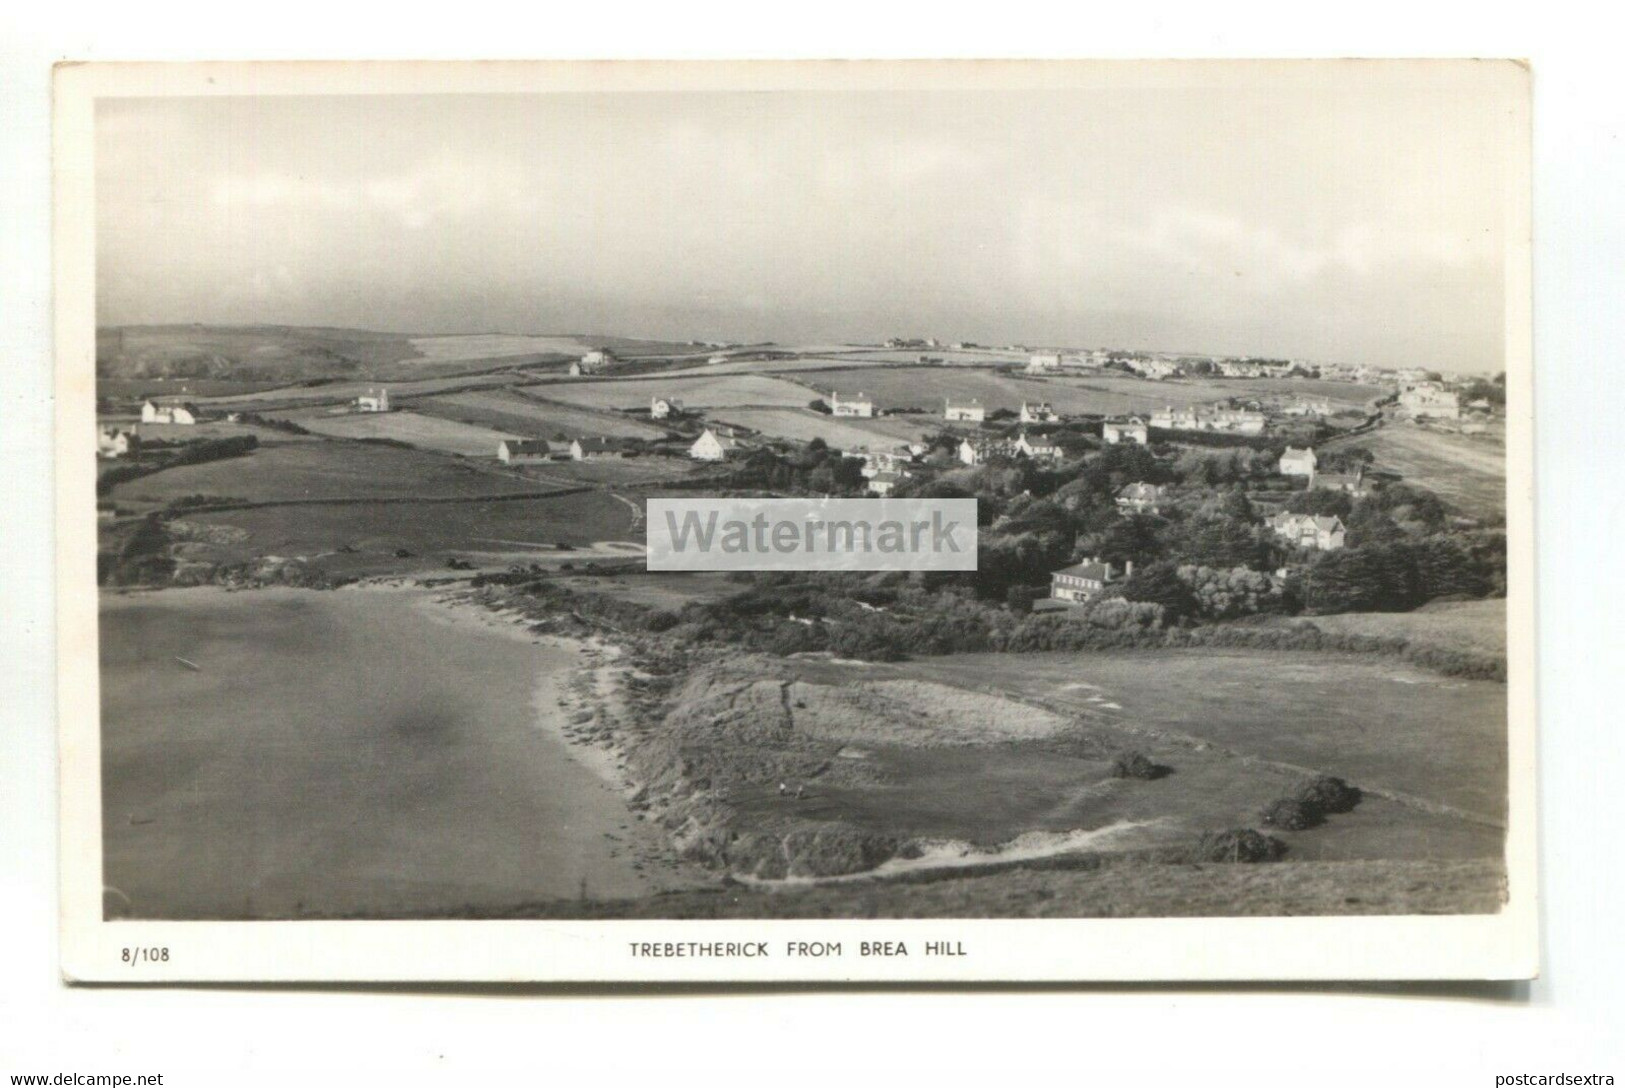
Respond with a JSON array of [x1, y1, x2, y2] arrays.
[[957, 432, 1063, 466], [1397, 383, 1462, 420], [496, 436, 642, 463], [829, 393, 1056, 425], [1149, 403, 1268, 435]]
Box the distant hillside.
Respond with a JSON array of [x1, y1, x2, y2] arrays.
[[96, 325, 424, 382], [96, 325, 716, 384]]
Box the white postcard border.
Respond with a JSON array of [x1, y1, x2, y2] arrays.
[[55, 59, 1538, 983]]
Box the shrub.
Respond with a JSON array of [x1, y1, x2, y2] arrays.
[[1292, 775, 1360, 814], [1260, 798, 1322, 831], [1190, 829, 1286, 863], [1108, 751, 1163, 780]]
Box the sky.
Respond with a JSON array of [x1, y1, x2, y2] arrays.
[[95, 71, 1522, 371]]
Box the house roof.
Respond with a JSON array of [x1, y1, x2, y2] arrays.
[[574, 437, 633, 453], [695, 429, 740, 449], [1281, 446, 1316, 460], [1053, 560, 1113, 582], [1117, 482, 1163, 500], [501, 438, 554, 455]]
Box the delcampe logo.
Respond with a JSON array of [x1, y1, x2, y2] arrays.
[[646, 498, 978, 572]]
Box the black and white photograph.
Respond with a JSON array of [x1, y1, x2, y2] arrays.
[[55, 59, 1536, 981]]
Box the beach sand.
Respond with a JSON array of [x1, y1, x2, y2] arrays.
[[99, 584, 685, 919]]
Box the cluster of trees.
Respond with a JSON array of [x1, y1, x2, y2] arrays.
[[725, 440, 868, 495], [1300, 536, 1504, 613]]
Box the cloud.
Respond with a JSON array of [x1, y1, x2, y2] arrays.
[[207, 151, 539, 230]]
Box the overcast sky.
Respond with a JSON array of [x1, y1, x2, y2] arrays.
[[96, 73, 1520, 370]]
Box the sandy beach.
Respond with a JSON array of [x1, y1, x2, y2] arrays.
[[99, 583, 686, 919]]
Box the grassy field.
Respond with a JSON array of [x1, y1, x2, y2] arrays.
[[180, 489, 637, 577], [510, 457, 698, 486], [406, 333, 597, 362], [887, 650, 1506, 821], [98, 378, 293, 400], [548, 571, 743, 610], [537, 373, 816, 411], [1297, 598, 1508, 658], [283, 410, 523, 456], [709, 407, 934, 448], [1330, 421, 1506, 519], [106, 438, 539, 507], [199, 370, 528, 411], [96, 324, 420, 383], [415, 389, 669, 441]]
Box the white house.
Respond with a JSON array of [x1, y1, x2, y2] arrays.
[[97, 426, 133, 459], [1279, 446, 1318, 478], [1102, 417, 1149, 445], [944, 398, 985, 423], [1012, 432, 1062, 462], [1150, 404, 1265, 435], [707, 353, 730, 366], [957, 437, 1013, 466], [1399, 385, 1462, 420], [576, 349, 616, 375], [1269, 512, 1346, 551], [867, 470, 903, 496], [1019, 401, 1057, 424], [571, 437, 631, 461], [1314, 468, 1369, 496], [1115, 482, 1165, 515], [140, 400, 196, 425], [496, 438, 560, 464], [1026, 353, 1062, 374], [830, 391, 875, 418], [1281, 396, 1333, 418], [1050, 557, 1131, 603], [1131, 358, 1180, 381], [650, 396, 684, 420], [689, 427, 741, 462], [356, 387, 391, 413]]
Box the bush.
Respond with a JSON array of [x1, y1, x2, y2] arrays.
[[644, 610, 681, 633], [1190, 829, 1287, 863], [1108, 751, 1164, 780], [1260, 798, 1323, 831], [1292, 775, 1360, 814]]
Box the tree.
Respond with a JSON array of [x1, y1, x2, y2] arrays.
[[1121, 561, 1198, 623], [1286, 488, 1354, 519]]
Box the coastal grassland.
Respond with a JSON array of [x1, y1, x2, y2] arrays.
[[105, 438, 541, 507], [534, 373, 817, 411], [483, 857, 1506, 919], [1278, 598, 1507, 659], [639, 654, 1502, 869], [707, 407, 933, 448], [886, 649, 1507, 820], [177, 488, 637, 577], [510, 457, 699, 486], [96, 324, 422, 382], [1327, 422, 1506, 519], [279, 409, 524, 456], [547, 571, 743, 610], [413, 388, 670, 440]]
